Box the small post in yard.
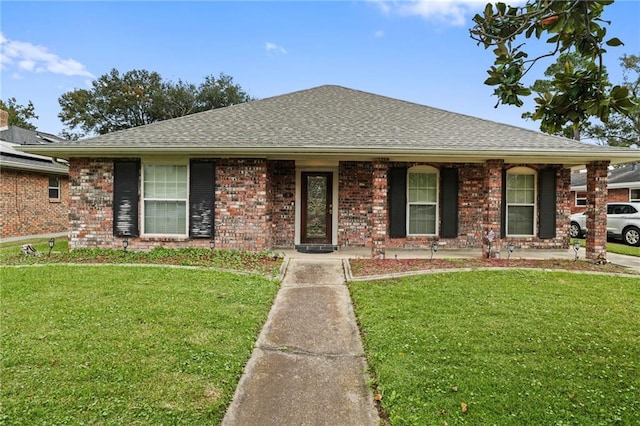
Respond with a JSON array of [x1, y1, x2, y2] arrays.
[[48, 238, 55, 256], [430, 240, 439, 260], [484, 228, 496, 258]]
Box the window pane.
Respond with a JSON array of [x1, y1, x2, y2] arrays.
[[144, 165, 187, 199], [48, 177, 60, 199], [508, 206, 534, 235], [631, 189, 640, 201], [409, 205, 436, 234], [408, 172, 437, 202], [144, 201, 186, 234]]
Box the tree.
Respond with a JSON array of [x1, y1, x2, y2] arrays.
[[0, 97, 38, 130], [58, 69, 253, 137], [584, 54, 640, 147], [470, 0, 634, 135], [522, 52, 610, 140]]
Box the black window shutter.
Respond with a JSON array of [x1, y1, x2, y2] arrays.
[[538, 168, 557, 239], [500, 168, 507, 238], [189, 159, 216, 238], [389, 167, 407, 238], [113, 160, 140, 237], [440, 168, 459, 238]]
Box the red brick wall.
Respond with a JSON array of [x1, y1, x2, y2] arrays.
[[383, 161, 569, 251], [0, 169, 69, 238], [338, 161, 373, 247], [371, 159, 388, 258], [269, 160, 296, 248], [68, 158, 115, 248], [570, 187, 628, 214], [215, 159, 271, 251], [586, 161, 609, 259], [66, 157, 574, 253], [608, 188, 630, 203], [69, 158, 274, 251]]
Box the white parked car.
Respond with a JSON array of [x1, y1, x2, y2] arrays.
[[569, 202, 640, 246]]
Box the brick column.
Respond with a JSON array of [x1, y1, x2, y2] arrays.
[[483, 159, 504, 237], [586, 161, 609, 260], [371, 159, 388, 258]]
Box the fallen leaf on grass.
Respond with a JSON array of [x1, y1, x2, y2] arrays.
[[461, 402, 468, 413], [374, 393, 383, 401]]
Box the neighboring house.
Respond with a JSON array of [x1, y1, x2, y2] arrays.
[[0, 111, 69, 239], [21, 85, 640, 259], [570, 163, 640, 213]]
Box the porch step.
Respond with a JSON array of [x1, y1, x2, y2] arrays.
[[295, 244, 338, 254]]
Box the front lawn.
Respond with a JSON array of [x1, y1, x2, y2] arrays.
[[349, 271, 640, 425], [0, 239, 283, 277], [1, 266, 279, 424]]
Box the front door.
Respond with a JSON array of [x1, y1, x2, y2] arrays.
[[301, 172, 333, 244]]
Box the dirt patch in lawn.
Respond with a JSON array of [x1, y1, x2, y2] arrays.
[[349, 257, 639, 277]]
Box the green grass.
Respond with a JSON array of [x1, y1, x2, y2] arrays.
[[0, 238, 282, 277], [349, 271, 640, 425], [602, 241, 640, 257], [1, 266, 279, 425], [570, 238, 640, 257]]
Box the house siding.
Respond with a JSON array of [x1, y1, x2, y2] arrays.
[[0, 169, 69, 238], [385, 162, 570, 251], [66, 157, 572, 254], [215, 159, 271, 251], [338, 161, 373, 247], [269, 160, 296, 248]]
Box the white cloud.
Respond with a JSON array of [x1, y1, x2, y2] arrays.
[[0, 33, 94, 78], [374, 30, 385, 38], [265, 41, 287, 55], [375, 0, 489, 26]]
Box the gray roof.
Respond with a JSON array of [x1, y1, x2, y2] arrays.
[[19, 85, 640, 165], [0, 126, 65, 145], [0, 126, 68, 174], [572, 163, 640, 189], [0, 141, 68, 174]]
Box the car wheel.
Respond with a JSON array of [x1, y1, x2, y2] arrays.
[[569, 222, 583, 238], [623, 226, 640, 246]]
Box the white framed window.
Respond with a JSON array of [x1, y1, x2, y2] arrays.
[[48, 176, 60, 201], [506, 167, 536, 236], [575, 191, 587, 206], [407, 166, 438, 235], [631, 188, 640, 202], [142, 163, 188, 236]]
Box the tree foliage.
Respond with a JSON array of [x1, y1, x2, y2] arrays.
[[584, 54, 640, 147], [470, 0, 634, 135], [522, 52, 610, 139], [0, 97, 38, 130], [58, 69, 253, 137]]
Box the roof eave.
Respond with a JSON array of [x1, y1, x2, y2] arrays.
[[0, 160, 69, 175], [18, 145, 640, 166]]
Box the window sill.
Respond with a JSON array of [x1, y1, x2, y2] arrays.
[[140, 236, 190, 242], [49, 198, 61, 203]]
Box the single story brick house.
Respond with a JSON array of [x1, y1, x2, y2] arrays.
[[21, 86, 640, 259], [1, 111, 69, 239], [570, 163, 640, 214]]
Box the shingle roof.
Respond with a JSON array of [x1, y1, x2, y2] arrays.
[[0, 126, 65, 145], [19, 85, 640, 165], [0, 126, 68, 174], [572, 163, 640, 189], [0, 141, 68, 174]]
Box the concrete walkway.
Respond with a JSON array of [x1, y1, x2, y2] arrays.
[[222, 258, 379, 425]]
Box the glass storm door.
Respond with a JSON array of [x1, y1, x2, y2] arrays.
[[301, 172, 333, 244]]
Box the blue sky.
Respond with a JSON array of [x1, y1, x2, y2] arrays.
[[1, 0, 639, 136]]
